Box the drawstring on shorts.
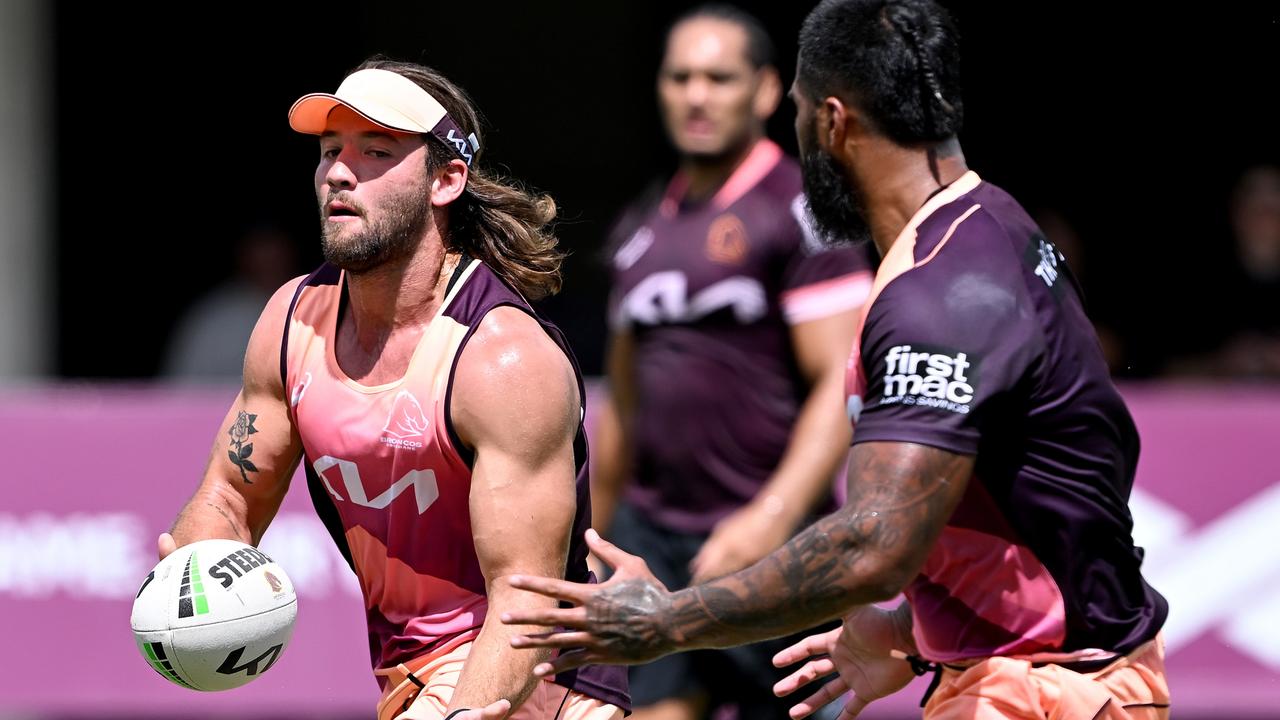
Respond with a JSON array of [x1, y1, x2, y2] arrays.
[[904, 654, 945, 707]]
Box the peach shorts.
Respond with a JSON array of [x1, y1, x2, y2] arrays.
[[923, 635, 1170, 719], [375, 640, 624, 720]]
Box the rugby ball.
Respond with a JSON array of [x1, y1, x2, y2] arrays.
[[130, 538, 297, 691]]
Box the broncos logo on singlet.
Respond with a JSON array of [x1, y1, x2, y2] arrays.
[[380, 390, 428, 448]]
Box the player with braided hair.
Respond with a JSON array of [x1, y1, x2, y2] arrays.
[[501, 1, 1170, 718]]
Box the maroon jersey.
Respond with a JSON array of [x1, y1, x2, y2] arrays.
[[609, 139, 876, 533], [846, 172, 1166, 662]]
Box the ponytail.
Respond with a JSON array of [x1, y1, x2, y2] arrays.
[[452, 168, 563, 300]]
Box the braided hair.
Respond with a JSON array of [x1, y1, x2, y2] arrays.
[[798, 0, 963, 145]]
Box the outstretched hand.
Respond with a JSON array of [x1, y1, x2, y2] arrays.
[[502, 529, 676, 677], [772, 606, 917, 720]]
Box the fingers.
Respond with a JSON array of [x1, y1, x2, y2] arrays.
[[583, 530, 669, 590], [772, 626, 842, 668], [688, 567, 714, 585], [530, 650, 595, 678], [505, 574, 594, 606], [837, 695, 869, 720], [784, 678, 849, 720], [687, 548, 715, 584], [583, 528, 638, 572], [509, 631, 600, 650], [586, 551, 608, 581], [157, 533, 177, 560], [500, 605, 588, 629], [687, 537, 733, 584], [467, 698, 512, 720], [773, 657, 836, 697]]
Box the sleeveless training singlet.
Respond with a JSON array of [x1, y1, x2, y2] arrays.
[[281, 258, 628, 709]]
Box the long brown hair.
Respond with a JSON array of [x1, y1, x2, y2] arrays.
[[354, 58, 564, 300]]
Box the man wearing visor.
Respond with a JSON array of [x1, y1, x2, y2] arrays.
[[157, 58, 630, 720]]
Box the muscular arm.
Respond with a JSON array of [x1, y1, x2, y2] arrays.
[[165, 279, 305, 555], [620, 442, 968, 649], [690, 308, 860, 582], [448, 307, 582, 712], [504, 441, 972, 670], [590, 330, 636, 536]]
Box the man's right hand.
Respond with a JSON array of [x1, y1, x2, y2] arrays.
[[772, 605, 918, 720], [157, 532, 178, 561]]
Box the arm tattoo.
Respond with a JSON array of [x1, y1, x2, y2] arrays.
[[203, 501, 247, 540], [584, 579, 680, 660], [226, 411, 260, 483], [594, 442, 972, 656]]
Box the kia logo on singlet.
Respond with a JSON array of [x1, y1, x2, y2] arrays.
[[615, 270, 767, 327], [314, 456, 440, 515], [380, 390, 428, 450]]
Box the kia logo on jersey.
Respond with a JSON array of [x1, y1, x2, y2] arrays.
[[614, 271, 767, 327]]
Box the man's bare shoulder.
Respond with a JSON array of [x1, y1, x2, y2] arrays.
[[452, 306, 579, 451], [243, 274, 311, 394]]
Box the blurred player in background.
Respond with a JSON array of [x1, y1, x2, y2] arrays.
[[158, 58, 628, 720], [592, 6, 874, 720], [1167, 163, 1280, 378], [162, 222, 299, 380], [506, 1, 1170, 718]]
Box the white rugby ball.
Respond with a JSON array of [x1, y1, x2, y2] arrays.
[[131, 538, 297, 691]]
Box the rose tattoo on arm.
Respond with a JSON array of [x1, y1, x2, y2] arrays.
[[227, 411, 260, 483]]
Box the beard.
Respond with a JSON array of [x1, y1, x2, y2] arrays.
[[799, 137, 872, 248], [319, 180, 431, 274]]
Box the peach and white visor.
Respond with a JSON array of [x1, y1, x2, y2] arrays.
[[288, 68, 480, 166]]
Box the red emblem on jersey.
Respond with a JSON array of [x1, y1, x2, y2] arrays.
[[706, 213, 749, 265]]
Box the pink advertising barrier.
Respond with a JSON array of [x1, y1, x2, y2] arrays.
[[0, 384, 1276, 718]]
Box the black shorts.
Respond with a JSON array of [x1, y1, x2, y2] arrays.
[[609, 503, 839, 720]]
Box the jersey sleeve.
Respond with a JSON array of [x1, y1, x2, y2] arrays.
[[850, 257, 1043, 455], [778, 193, 877, 324]]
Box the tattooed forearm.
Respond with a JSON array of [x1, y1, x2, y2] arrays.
[[203, 501, 247, 540], [169, 489, 252, 548], [226, 411, 261, 483], [653, 441, 973, 650], [583, 579, 680, 659]]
